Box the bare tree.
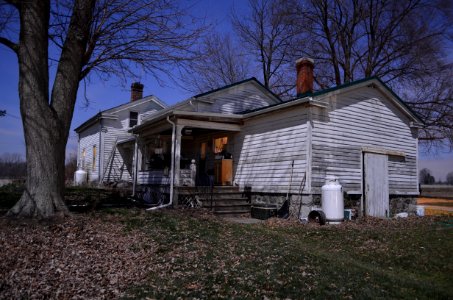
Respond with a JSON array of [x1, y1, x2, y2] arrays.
[[295, 0, 450, 85], [181, 33, 252, 94], [419, 168, 435, 184], [0, 0, 204, 218], [291, 0, 453, 149], [446, 171, 453, 185], [403, 65, 453, 151], [65, 152, 77, 183], [232, 0, 298, 98]]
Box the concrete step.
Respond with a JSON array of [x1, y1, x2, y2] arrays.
[[214, 209, 251, 217], [200, 198, 250, 206], [212, 203, 251, 211], [202, 192, 248, 199]]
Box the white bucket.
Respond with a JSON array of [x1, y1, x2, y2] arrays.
[[415, 205, 425, 217]]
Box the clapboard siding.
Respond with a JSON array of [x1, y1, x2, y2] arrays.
[[78, 124, 100, 182], [102, 100, 162, 182], [138, 171, 170, 185], [234, 107, 309, 193], [77, 97, 164, 184], [311, 87, 418, 194], [197, 84, 276, 114]]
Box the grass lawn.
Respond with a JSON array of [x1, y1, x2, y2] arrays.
[[0, 194, 452, 298], [121, 210, 453, 299]]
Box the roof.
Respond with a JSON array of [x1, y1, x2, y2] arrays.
[[74, 95, 167, 133], [131, 77, 281, 133], [194, 77, 282, 102], [241, 77, 424, 124]]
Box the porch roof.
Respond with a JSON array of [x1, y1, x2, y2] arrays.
[[130, 110, 244, 136]]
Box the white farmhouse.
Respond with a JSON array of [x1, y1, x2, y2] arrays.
[[129, 58, 422, 218], [74, 82, 166, 184]]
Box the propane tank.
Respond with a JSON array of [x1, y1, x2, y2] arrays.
[[321, 175, 344, 224], [74, 167, 87, 186]]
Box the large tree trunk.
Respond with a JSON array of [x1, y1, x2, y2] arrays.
[[7, 0, 94, 219], [8, 124, 69, 218]]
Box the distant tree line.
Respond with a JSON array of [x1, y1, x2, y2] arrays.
[[0, 153, 26, 179], [419, 168, 453, 185]]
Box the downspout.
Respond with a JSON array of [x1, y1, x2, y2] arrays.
[[77, 133, 81, 168], [132, 134, 139, 197], [147, 115, 176, 210], [98, 118, 103, 185]]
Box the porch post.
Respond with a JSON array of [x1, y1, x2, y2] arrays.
[[174, 125, 184, 187]]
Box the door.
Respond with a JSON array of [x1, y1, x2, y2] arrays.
[[364, 153, 389, 217]]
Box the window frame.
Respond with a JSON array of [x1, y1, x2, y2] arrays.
[[129, 111, 138, 127]]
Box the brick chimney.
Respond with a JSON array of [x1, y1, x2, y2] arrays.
[[296, 58, 314, 96], [130, 82, 144, 102]]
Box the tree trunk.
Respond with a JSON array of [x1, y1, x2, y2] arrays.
[[8, 124, 69, 218], [7, 0, 94, 219]]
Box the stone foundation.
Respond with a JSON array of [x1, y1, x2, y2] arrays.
[[389, 196, 417, 216], [250, 193, 318, 219], [250, 192, 416, 219]]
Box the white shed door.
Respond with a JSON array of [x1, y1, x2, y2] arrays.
[[364, 153, 389, 218]]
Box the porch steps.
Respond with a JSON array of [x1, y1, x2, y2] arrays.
[[200, 186, 251, 217]]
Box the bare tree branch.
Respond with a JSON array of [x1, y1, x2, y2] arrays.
[[232, 0, 298, 98], [0, 35, 17, 53], [179, 33, 252, 94]]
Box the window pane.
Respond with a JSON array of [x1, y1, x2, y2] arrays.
[[214, 137, 228, 154], [129, 111, 138, 127]]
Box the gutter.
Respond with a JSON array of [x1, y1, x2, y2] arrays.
[[146, 115, 176, 211]]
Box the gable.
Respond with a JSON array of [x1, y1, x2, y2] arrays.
[[194, 80, 281, 114], [75, 95, 166, 133], [316, 85, 416, 128], [311, 78, 422, 125]]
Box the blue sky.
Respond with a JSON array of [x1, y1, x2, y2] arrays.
[[0, 0, 452, 181]]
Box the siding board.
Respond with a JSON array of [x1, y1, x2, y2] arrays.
[[234, 105, 308, 193], [311, 87, 418, 195]]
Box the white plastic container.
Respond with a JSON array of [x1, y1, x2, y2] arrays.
[[74, 168, 87, 186], [415, 205, 425, 217], [321, 175, 344, 224]]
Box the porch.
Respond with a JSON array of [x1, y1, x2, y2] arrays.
[[130, 111, 249, 215], [133, 185, 251, 216]]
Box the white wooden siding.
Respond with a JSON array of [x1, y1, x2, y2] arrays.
[[101, 121, 133, 182], [78, 123, 100, 182], [234, 107, 309, 193], [138, 171, 170, 185], [77, 99, 163, 183], [311, 87, 418, 194]]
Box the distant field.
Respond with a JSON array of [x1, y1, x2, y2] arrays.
[[420, 185, 453, 199], [418, 185, 453, 216]]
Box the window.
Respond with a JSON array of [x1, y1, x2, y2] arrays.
[[213, 137, 228, 154], [129, 111, 138, 127], [92, 145, 96, 170]]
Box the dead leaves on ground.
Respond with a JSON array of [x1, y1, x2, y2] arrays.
[[0, 209, 450, 299], [0, 213, 154, 299]]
